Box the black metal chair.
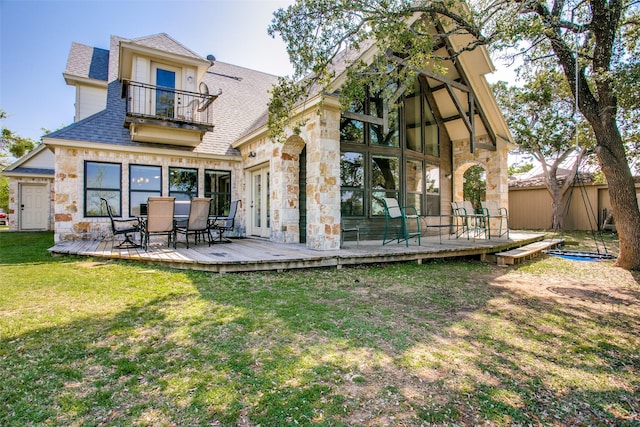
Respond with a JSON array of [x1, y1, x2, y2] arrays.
[[209, 200, 240, 243], [101, 198, 141, 248]]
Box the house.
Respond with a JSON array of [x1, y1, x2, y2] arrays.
[[3, 27, 513, 250]]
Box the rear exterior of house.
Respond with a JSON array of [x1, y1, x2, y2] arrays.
[[4, 27, 513, 249]]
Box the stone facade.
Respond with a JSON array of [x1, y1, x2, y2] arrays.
[[52, 146, 241, 242], [236, 99, 343, 251]]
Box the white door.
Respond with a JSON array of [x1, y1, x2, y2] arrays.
[[247, 166, 270, 238], [20, 184, 49, 230]]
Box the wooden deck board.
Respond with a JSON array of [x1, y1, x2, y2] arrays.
[[48, 232, 548, 273], [495, 239, 564, 266]]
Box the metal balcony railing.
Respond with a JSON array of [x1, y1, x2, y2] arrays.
[[123, 80, 218, 127]]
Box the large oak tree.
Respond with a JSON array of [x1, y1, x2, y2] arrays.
[[268, 0, 640, 270], [493, 71, 595, 231]]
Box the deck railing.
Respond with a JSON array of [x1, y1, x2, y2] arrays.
[[123, 80, 217, 126]]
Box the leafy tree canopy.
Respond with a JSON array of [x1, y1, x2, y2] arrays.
[[1, 109, 38, 165]]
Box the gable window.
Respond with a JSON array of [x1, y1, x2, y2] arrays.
[[340, 84, 401, 218], [130, 165, 161, 216], [405, 80, 439, 157], [205, 169, 231, 216], [169, 167, 198, 200], [339, 77, 442, 223], [85, 161, 121, 217]]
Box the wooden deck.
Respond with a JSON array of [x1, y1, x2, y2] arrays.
[[48, 231, 547, 273]]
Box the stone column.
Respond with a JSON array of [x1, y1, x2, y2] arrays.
[[302, 103, 342, 250]]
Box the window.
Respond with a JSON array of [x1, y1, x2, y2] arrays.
[[205, 169, 231, 215], [425, 164, 440, 215], [406, 159, 424, 214], [169, 167, 198, 200], [339, 76, 442, 221], [371, 155, 399, 216], [340, 152, 365, 216], [130, 165, 161, 216], [85, 161, 121, 217], [405, 80, 439, 156]]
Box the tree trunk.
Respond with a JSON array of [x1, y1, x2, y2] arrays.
[[547, 178, 565, 231], [547, 14, 640, 270], [593, 122, 640, 270]]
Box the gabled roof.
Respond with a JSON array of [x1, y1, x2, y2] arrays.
[[64, 42, 109, 83], [127, 33, 204, 61], [47, 33, 280, 157], [1, 144, 54, 177], [238, 21, 513, 149]]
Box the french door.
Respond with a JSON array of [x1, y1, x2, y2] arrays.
[[247, 166, 270, 238], [152, 63, 180, 118]]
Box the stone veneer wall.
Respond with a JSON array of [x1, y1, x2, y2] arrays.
[[53, 146, 242, 243], [452, 138, 510, 207], [452, 138, 510, 236], [270, 135, 305, 244], [7, 177, 54, 231], [247, 101, 342, 250]]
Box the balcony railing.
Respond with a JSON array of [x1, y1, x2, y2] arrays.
[[123, 80, 218, 128]]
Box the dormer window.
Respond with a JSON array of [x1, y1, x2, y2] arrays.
[[118, 37, 218, 147]]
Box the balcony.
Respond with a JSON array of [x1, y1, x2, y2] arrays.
[[123, 80, 219, 146]]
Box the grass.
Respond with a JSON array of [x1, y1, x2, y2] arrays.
[[1, 231, 639, 426]]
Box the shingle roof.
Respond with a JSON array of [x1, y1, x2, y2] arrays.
[[49, 35, 280, 157], [241, 40, 375, 137], [64, 42, 109, 81], [127, 33, 204, 61], [195, 62, 279, 155], [5, 167, 54, 176]]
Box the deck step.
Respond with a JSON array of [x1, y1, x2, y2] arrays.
[[496, 239, 564, 266]]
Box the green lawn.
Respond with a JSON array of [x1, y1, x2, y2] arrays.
[[1, 231, 638, 426]]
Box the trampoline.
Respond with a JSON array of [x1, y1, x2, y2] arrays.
[[544, 249, 616, 262]]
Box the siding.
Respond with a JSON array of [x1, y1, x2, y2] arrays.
[[77, 85, 107, 121], [509, 183, 640, 230]]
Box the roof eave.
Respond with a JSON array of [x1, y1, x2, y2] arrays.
[[63, 73, 109, 88], [43, 137, 242, 162]]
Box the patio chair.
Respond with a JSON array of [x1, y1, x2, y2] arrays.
[[141, 197, 176, 250], [451, 201, 488, 239], [174, 198, 212, 248], [100, 198, 141, 248], [382, 197, 421, 247], [481, 200, 509, 239], [208, 200, 240, 243]]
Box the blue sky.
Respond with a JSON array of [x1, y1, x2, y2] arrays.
[[1, 0, 514, 144], [0, 0, 295, 142]]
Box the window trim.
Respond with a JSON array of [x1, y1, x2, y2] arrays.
[[168, 166, 198, 200], [84, 161, 122, 217], [204, 169, 232, 216], [129, 164, 162, 217]]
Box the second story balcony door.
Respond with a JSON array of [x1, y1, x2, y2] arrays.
[[153, 64, 181, 119]]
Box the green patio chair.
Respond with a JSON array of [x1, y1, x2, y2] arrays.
[[382, 197, 421, 247]]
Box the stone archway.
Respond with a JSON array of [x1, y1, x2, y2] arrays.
[[452, 139, 509, 210], [453, 162, 482, 203], [271, 135, 306, 243]]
